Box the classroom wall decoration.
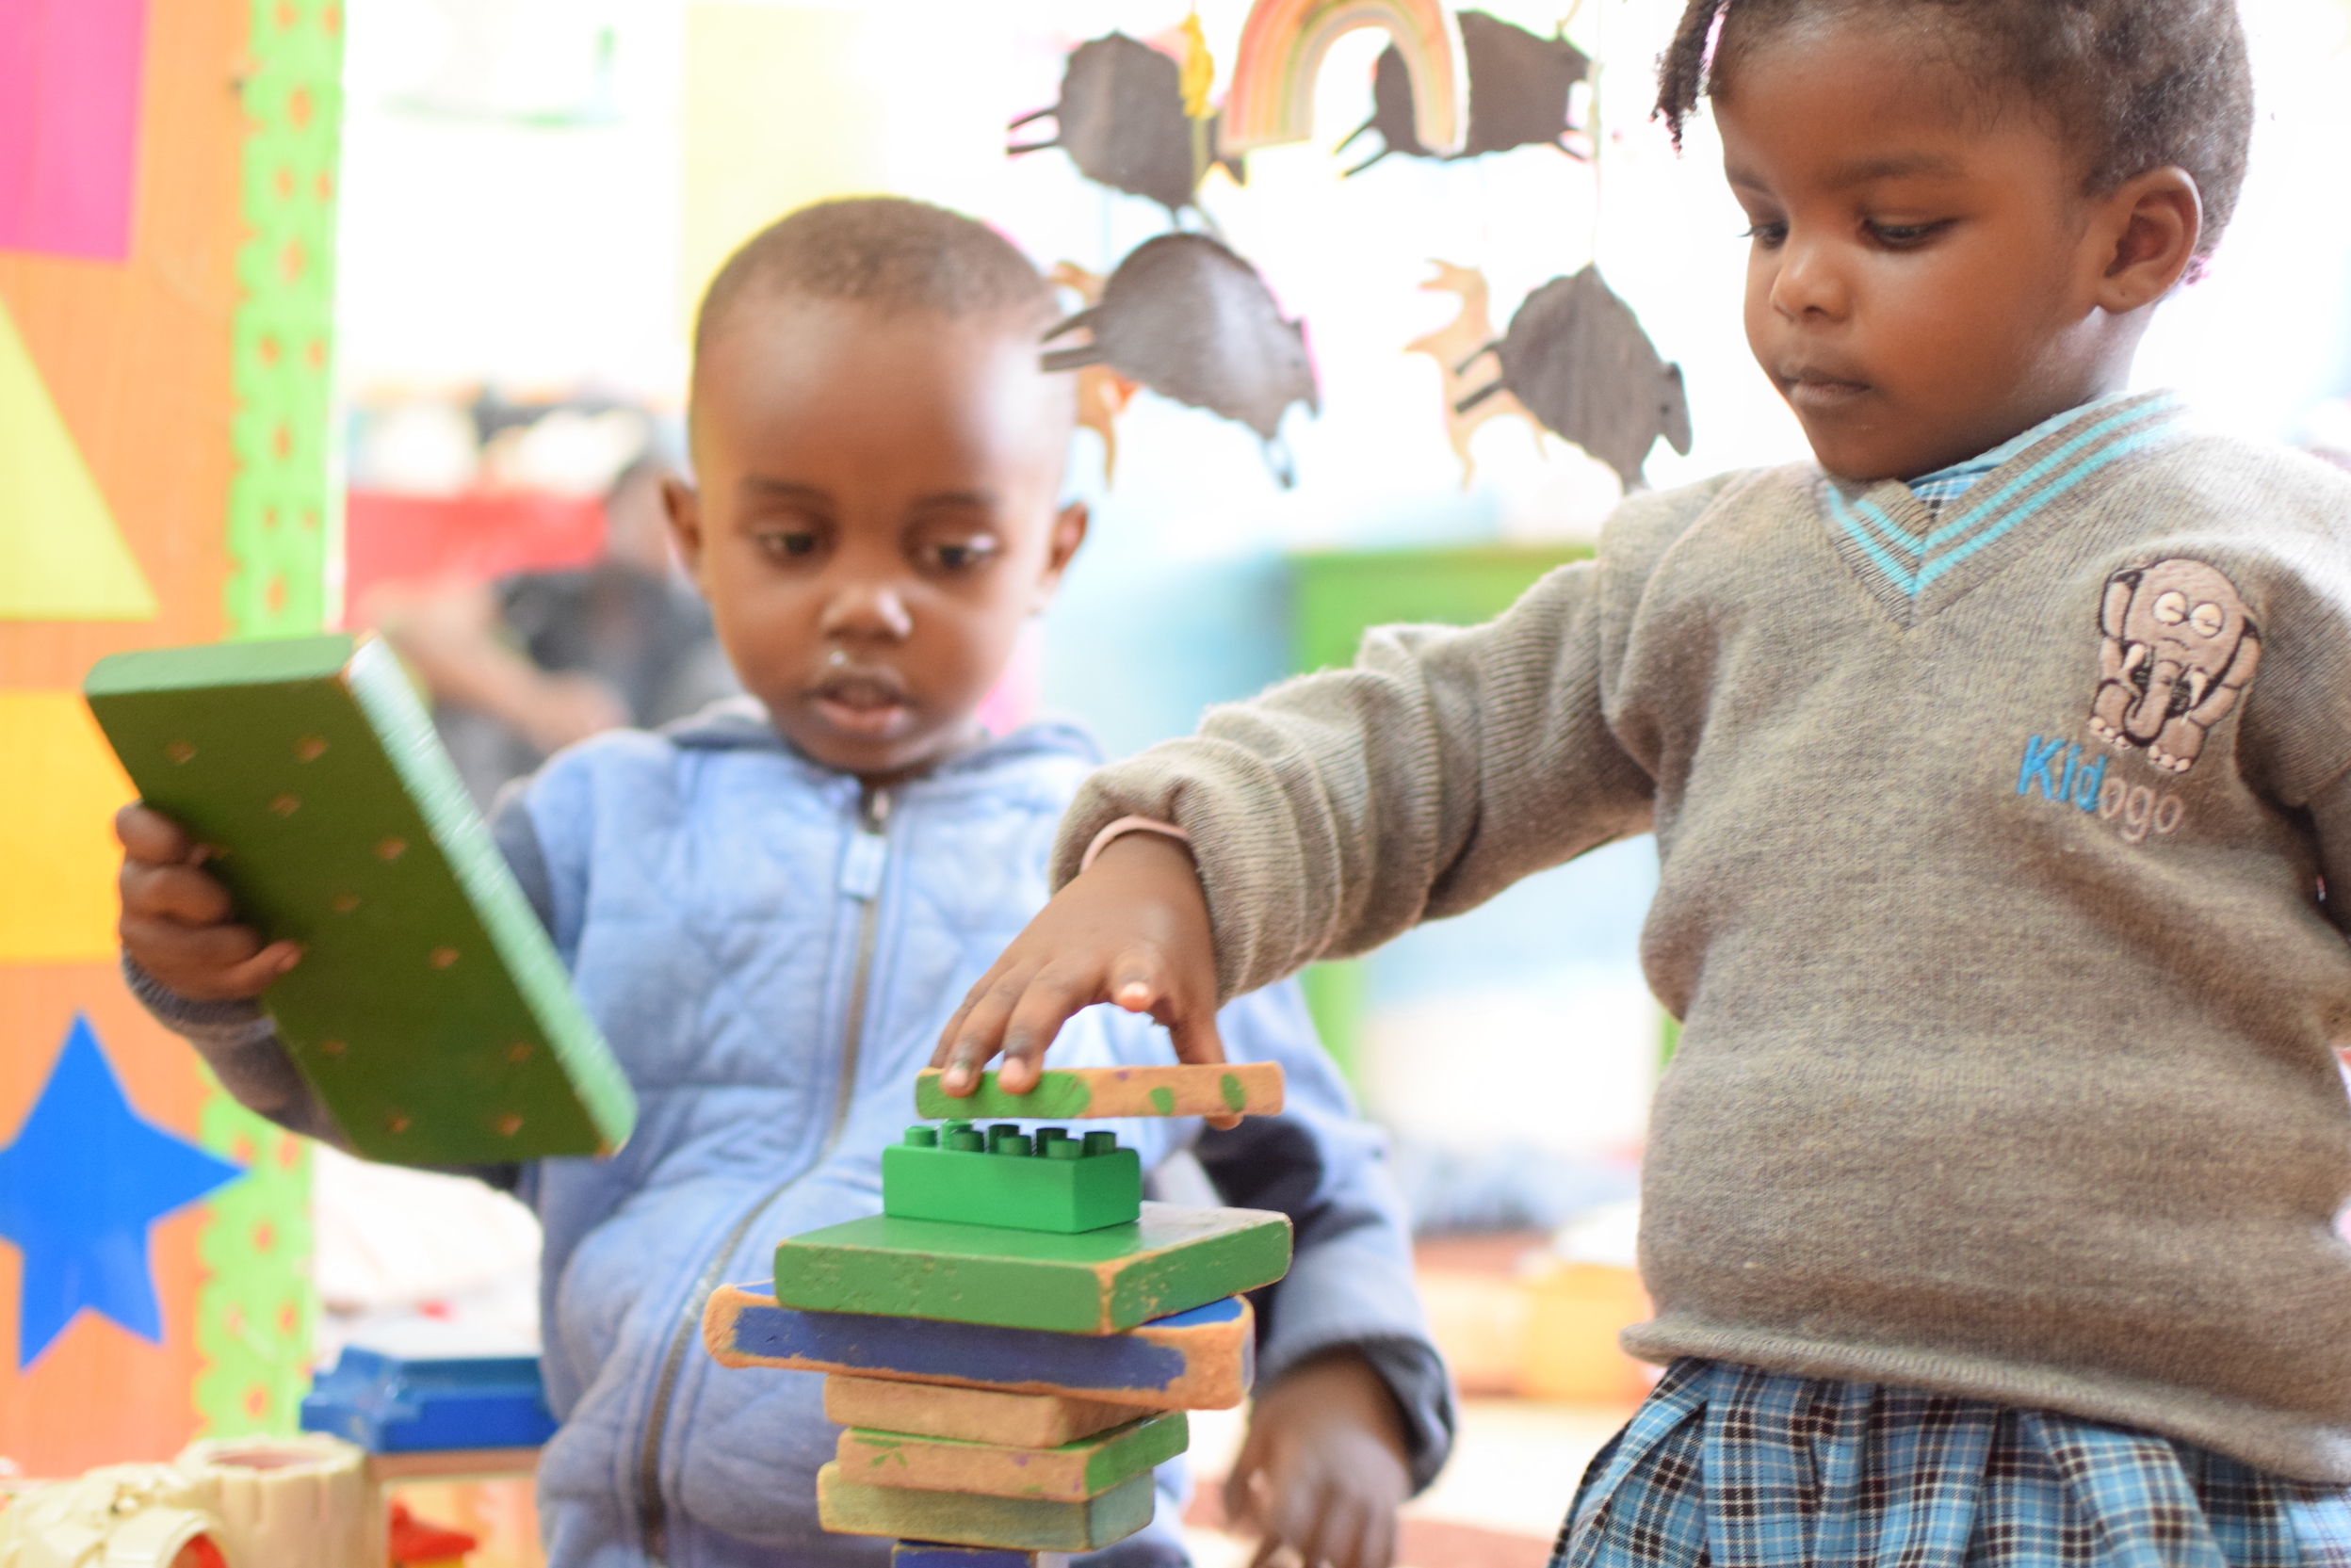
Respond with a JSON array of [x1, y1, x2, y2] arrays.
[[1455, 265, 1691, 491], [1224, 0, 1466, 155], [1339, 11, 1589, 174], [1405, 261, 1544, 490], [0, 0, 344, 1474], [1044, 234, 1319, 487]]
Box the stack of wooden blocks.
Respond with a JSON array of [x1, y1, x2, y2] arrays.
[[703, 1063, 1293, 1566]]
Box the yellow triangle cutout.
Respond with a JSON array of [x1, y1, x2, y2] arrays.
[[0, 293, 157, 621]]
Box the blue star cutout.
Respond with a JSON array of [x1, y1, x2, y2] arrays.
[[0, 1014, 245, 1367]]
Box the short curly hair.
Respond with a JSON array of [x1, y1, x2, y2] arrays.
[[694, 197, 1053, 360], [1654, 0, 2254, 258]]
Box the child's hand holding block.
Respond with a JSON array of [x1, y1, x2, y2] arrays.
[[913, 1063, 1283, 1122], [85, 634, 637, 1163]]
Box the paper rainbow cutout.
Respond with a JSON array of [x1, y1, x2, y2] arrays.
[[1224, 0, 1465, 155]]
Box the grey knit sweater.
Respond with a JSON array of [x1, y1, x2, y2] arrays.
[[1052, 394, 2351, 1482]]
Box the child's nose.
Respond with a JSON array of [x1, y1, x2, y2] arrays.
[[820, 579, 915, 641], [1770, 234, 1850, 322]]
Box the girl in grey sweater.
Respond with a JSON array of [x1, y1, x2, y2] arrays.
[[932, 2, 2351, 1563]]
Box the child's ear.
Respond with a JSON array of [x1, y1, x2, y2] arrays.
[[662, 476, 708, 583], [1031, 501, 1090, 610], [2095, 166, 2202, 313]]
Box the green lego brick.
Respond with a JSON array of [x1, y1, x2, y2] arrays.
[[915, 1064, 1283, 1122], [883, 1125, 1141, 1234], [83, 634, 637, 1164], [837, 1410, 1186, 1501], [775, 1202, 1291, 1334], [818, 1463, 1155, 1550]]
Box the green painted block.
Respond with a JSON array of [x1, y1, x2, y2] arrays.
[[83, 634, 637, 1164], [914, 1063, 1283, 1122], [818, 1463, 1155, 1549], [775, 1202, 1291, 1335], [883, 1126, 1140, 1233], [838, 1410, 1187, 1501]]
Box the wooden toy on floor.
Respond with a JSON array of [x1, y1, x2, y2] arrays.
[[705, 1062, 1292, 1560], [82, 633, 638, 1164]]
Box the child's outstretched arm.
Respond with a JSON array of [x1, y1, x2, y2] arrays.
[[934, 476, 1733, 1090]]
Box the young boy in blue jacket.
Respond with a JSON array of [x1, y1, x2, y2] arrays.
[[114, 198, 1451, 1568]]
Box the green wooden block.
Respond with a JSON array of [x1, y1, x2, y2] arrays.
[[883, 1127, 1140, 1234], [83, 634, 637, 1164], [775, 1202, 1291, 1335], [914, 1063, 1283, 1122], [837, 1410, 1187, 1501], [817, 1463, 1155, 1550]]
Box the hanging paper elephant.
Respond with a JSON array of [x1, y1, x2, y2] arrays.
[[1042, 233, 1318, 487], [1008, 33, 1244, 218], [1339, 11, 1589, 175], [1456, 265, 1691, 491]]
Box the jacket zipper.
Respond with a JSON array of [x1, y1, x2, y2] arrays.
[[636, 785, 894, 1565]]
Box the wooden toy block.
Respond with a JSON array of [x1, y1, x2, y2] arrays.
[[82, 635, 637, 1163], [890, 1544, 1064, 1568], [915, 1063, 1283, 1123], [705, 1286, 1256, 1410], [883, 1126, 1141, 1234], [774, 1202, 1290, 1334], [824, 1377, 1136, 1448], [837, 1410, 1186, 1503], [818, 1463, 1155, 1551], [300, 1346, 556, 1453]]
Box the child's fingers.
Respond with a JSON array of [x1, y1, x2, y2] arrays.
[[996, 961, 1117, 1092], [934, 967, 1030, 1091], [1295, 1488, 1379, 1568], [120, 859, 235, 924], [115, 801, 194, 865], [217, 939, 302, 994], [120, 916, 298, 999]]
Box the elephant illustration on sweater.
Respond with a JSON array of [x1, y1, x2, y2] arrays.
[[2088, 558, 2261, 774]]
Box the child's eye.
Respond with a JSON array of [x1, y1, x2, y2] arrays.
[[1866, 218, 1952, 249], [1739, 222, 1788, 250], [756, 529, 821, 560], [926, 538, 1000, 573]]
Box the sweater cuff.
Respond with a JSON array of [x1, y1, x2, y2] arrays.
[[121, 956, 276, 1047]]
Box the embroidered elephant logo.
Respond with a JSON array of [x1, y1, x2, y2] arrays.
[[2088, 558, 2261, 775]]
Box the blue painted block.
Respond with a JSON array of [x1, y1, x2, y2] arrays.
[[703, 1285, 1254, 1410], [300, 1346, 557, 1453], [893, 1544, 1060, 1568]]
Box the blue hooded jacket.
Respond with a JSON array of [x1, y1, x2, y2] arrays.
[[136, 703, 1451, 1567]]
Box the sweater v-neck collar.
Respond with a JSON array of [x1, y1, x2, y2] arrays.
[[1817, 390, 2183, 626]]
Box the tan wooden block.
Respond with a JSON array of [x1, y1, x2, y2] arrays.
[[823, 1376, 1135, 1448], [835, 1410, 1186, 1502]]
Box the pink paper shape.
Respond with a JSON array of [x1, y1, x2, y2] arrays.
[[0, 0, 150, 261]]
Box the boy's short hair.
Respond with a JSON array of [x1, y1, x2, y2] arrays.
[[1655, 0, 2254, 258], [694, 197, 1054, 359]]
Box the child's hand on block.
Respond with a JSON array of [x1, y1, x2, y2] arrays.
[[1225, 1348, 1413, 1568], [115, 801, 300, 1000], [932, 831, 1236, 1123]]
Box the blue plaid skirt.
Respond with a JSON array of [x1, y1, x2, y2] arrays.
[[1556, 1361, 2351, 1568]]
